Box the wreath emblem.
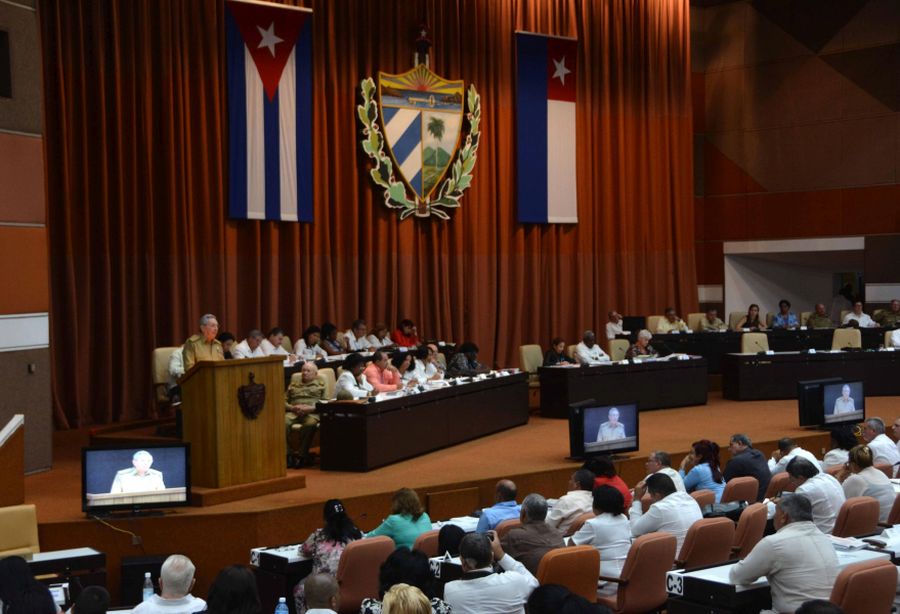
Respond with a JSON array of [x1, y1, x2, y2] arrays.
[[358, 65, 481, 220]]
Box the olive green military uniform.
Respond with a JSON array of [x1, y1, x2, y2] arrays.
[[284, 376, 327, 464], [806, 313, 834, 329], [182, 334, 225, 371], [700, 316, 727, 332], [876, 310, 900, 328]]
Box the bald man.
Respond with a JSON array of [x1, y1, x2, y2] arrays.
[[476, 479, 522, 533]]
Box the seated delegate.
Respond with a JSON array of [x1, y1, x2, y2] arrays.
[[543, 337, 575, 366], [657, 307, 689, 333], [734, 304, 765, 331], [447, 342, 489, 377], [699, 308, 726, 332], [771, 299, 798, 330], [625, 329, 657, 359]]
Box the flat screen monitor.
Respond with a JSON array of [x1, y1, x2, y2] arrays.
[[569, 400, 639, 459], [797, 377, 842, 427], [82, 443, 191, 514], [822, 380, 865, 425]]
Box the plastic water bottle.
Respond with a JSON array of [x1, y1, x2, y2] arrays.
[[142, 572, 154, 602], [274, 597, 289, 614]]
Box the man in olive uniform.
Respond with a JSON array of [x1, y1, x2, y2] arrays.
[[182, 314, 225, 371], [876, 299, 900, 328], [597, 407, 626, 441], [110, 450, 165, 493], [284, 361, 327, 467], [700, 308, 727, 332], [806, 304, 833, 329]]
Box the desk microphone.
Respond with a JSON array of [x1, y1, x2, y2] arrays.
[[754, 340, 768, 355]]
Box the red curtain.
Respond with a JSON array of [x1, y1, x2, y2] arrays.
[[40, 0, 696, 427]]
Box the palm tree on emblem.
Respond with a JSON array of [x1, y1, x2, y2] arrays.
[[422, 116, 448, 206]]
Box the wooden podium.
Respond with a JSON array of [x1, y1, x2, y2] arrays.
[[179, 356, 286, 488]]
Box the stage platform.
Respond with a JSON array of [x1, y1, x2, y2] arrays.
[[25, 392, 896, 604]]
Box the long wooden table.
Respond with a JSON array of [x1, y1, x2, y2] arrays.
[[616, 328, 888, 374], [538, 358, 708, 418], [317, 372, 529, 471], [722, 350, 900, 400]]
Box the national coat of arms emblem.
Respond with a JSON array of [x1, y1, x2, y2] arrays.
[[358, 30, 480, 220]]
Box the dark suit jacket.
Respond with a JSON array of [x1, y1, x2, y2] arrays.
[[723, 448, 771, 502]]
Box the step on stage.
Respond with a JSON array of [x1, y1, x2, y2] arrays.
[[28, 392, 898, 604]]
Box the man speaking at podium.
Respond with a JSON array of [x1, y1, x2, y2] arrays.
[[110, 450, 166, 493], [597, 408, 626, 442], [182, 313, 225, 371]]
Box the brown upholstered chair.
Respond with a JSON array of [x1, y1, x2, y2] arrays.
[[731, 502, 767, 559], [675, 517, 735, 569], [830, 558, 898, 614], [495, 518, 521, 538], [874, 463, 894, 479], [880, 493, 900, 527], [721, 477, 759, 504], [335, 536, 394, 614], [0, 504, 40, 557], [831, 328, 862, 350], [764, 472, 795, 498], [412, 529, 439, 557], [519, 344, 543, 388], [597, 533, 677, 614], [740, 332, 769, 353], [536, 546, 600, 602], [563, 511, 595, 537], [832, 496, 880, 538], [689, 489, 715, 509]]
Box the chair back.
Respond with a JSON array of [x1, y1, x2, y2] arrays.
[[536, 546, 600, 602], [800, 311, 812, 326], [564, 511, 595, 537], [689, 489, 715, 508], [336, 330, 347, 350], [0, 504, 39, 557], [721, 477, 759, 504], [335, 536, 395, 614], [840, 309, 851, 323], [566, 344, 578, 360], [495, 518, 521, 538], [318, 368, 337, 400], [764, 472, 795, 498], [765, 312, 774, 328], [732, 502, 767, 559], [740, 332, 769, 353], [874, 463, 893, 479], [687, 312, 704, 332], [412, 529, 439, 557], [646, 315, 663, 332], [151, 346, 179, 402], [886, 493, 900, 526], [519, 344, 543, 375], [887, 330, 897, 348], [728, 311, 745, 330], [609, 339, 629, 362], [436, 353, 447, 369], [613, 533, 677, 613], [832, 496, 880, 538], [830, 558, 897, 614], [676, 517, 735, 568], [831, 328, 862, 350], [281, 335, 293, 353]]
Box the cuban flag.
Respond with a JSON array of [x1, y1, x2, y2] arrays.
[[225, 0, 312, 222], [516, 32, 578, 224]]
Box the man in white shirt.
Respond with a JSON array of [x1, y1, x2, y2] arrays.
[[304, 574, 338, 614], [786, 457, 845, 534], [575, 330, 610, 365], [260, 327, 291, 356], [862, 417, 900, 475], [630, 473, 702, 555], [545, 469, 595, 533], [443, 531, 538, 614], [892, 418, 900, 459], [768, 437, 820, 474], [231, 329, 265, 359], [343, 319, 375, 351], [842, 301, 876, 328], [132, 555, 206, 614], [729, 494, 838, 613], [605, 311, 628, 340], [634, 451, 686, 493]]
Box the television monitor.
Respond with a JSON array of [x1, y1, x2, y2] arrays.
[[568, 399, 639, 459], [82, 443, 190, 515], [822, 380, 865, 425], [797, 377, 842, 427]]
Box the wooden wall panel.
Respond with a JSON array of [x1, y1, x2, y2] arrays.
[[0, 226, 48, 314], [0, 425, 24, 506], [0, 132, 44, 224]]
